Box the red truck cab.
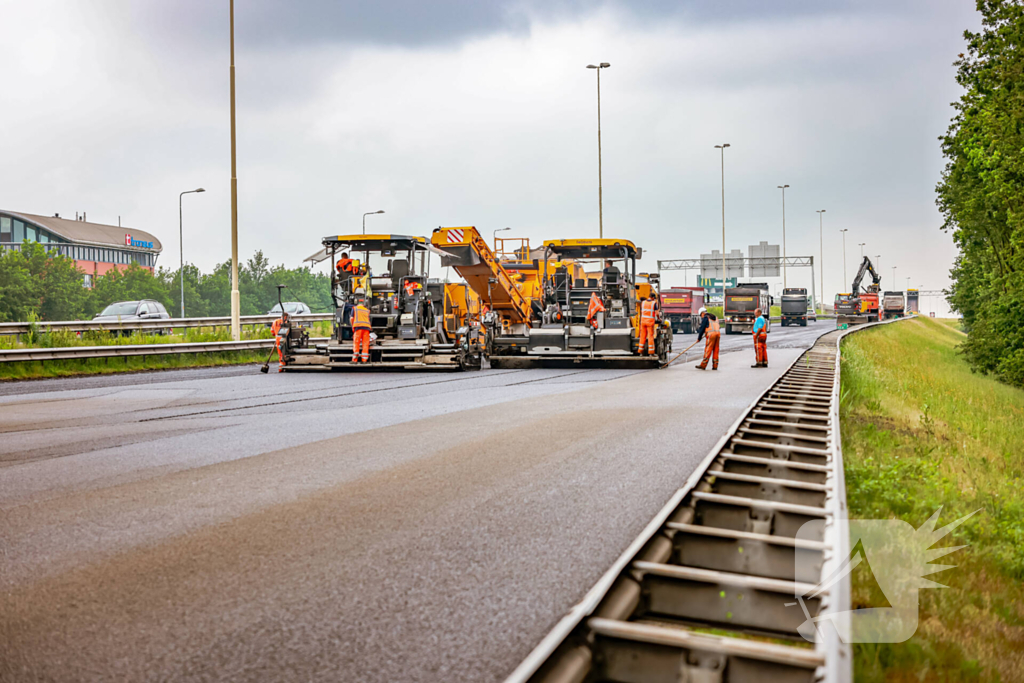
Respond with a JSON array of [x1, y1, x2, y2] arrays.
[[660, 286, 705, 334]]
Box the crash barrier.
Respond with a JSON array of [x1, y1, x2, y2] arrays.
[[506, 317, 902, 683], [0, 338, 329, 363], [0, 313, 332, 337]]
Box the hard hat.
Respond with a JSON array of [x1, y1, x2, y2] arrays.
[[698, 307, 707, 315]]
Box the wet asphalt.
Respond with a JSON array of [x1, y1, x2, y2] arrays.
[[0, 321, 832, 682]]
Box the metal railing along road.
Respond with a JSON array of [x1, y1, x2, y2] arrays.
[[0, 337, 329, 363], [0, 313, 332, 337]]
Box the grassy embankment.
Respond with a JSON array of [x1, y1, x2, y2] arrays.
[[840, 316, 1024, 681], [0, 321, 332, 380]]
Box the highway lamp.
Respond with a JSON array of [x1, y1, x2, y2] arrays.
[[875, 254, 882, 279], [715, 144, 731, 295], [586, 62, 611, 238], [906, 276, 911, 291], [777, 185, 789, 288], [362, 210, 385, 234], [178, 188, 205, 318], [839, 228, 849, 292], [892, 265, 897, 290], [816, 210, 826, 312], [228, 0, 240, 340], [493, 226, 511, 249], [858, 242, 866, 259]]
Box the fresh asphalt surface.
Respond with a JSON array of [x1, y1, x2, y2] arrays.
[[1, 321, 831, 682]]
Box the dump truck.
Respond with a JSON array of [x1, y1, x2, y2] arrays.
[[723, 283, 770, 334], [882, 291, 905, 320], [283, 234, 483, 370], [430, 226, 671, 367], [780, 287, 810, 327], [836, 256, 883, 327], [660, 286, 705, 334]]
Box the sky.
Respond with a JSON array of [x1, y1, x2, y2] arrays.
[[0, 0, 979, 315]]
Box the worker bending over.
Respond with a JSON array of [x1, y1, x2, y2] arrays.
[[270, 311, 290, 373], [351, 299, 372, 363], [752, 307, 768, 368], [587, 291, 605, 329], [639, 295, 658, 356], [404, 279, 422, 297], [695, 307, 720, 370]]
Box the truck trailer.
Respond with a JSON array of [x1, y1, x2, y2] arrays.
[[780, 287, 809, 327], [660, 286, 705, 334], [724, 283, 770, 334], [906, 289, 919, 314]]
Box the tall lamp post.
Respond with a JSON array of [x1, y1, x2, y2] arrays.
[[816, 210, 826, 312], [839, 228, 849, 292], [892, 265, 897, 291], [858, 242, 866, 259], [178, 187, 205, 318], [777, 184, 789, 288], [875, 254, 882, 280], [362, 210, 385, 234], [715, 144, 731, 295], [586, 62, 610, 238], [493, 226, 511, 250], [228, 0, 240, 340]]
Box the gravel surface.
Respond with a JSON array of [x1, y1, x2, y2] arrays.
[[0, 321, 831, 682]]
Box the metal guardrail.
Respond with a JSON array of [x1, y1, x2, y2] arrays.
[[506, 318, 900, 683], [0, 338, 329, 363], [0, 313, 332, 336]]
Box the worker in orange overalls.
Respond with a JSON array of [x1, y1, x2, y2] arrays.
[[336, 252, 358, 277], [638, 295, 658, 355], [586, 291, 605, 329], [270, 311, 290, 372], [752, 307, 768, 368], [404, 279, 422, 297], [351, 299, 372, 363], [695, 307, 720, 370]]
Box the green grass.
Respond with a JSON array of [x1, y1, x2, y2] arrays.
[[840, 316, 1024, 682], [0, 321, 332, 380]]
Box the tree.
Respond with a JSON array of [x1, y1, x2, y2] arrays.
[[937, 0, 1024, 387]]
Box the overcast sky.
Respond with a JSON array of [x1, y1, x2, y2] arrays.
[[1, 0, 978, 314]]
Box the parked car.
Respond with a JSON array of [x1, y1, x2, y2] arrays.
[[268, 302, 311, 316], [93, 300, 171, 335]]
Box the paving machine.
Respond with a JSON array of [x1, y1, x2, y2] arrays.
[[284, 234, 483, 371], [836, 255, 882, 327], [430, 227, 671, 368]]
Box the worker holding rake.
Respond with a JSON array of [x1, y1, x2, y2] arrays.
[[695, 307, 720, 370]]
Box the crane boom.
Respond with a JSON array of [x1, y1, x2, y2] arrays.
[[430, 227, 534, 324]]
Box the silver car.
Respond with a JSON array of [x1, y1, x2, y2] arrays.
[[93, 299, 171, 334]]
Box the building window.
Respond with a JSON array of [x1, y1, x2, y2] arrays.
[[24, 224, 36, 241], [0, 216, 10, 242], [83, 273, 93, 288], [39, 231, 49, 243], [13, 220, 25, 242]]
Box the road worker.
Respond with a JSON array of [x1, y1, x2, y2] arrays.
[[752, 307, 768, 368], [351, 299, 372, 363], [404, 279, 423, 297], [695, 307, 720, 371], [270, 311, 290, 372], [586, 291, 605, 329], [336, 252, 357, 276], [639, 294, 658, 356]]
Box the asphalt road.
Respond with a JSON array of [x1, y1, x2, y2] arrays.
[[0, 320, 833, 682]]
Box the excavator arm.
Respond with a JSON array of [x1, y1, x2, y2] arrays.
[[850, 256, 882, 294], [430, 227, 533, 325]]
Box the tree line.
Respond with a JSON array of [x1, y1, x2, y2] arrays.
[[0, 242, 333, 322], [938, 0, 1024, 388]]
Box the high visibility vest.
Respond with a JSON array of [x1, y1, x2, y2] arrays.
[[641, 299, 657, 323], [337, 258, 356, 273], [709, 318, 720, 335], [588, 293, 605, 318], [404, 281, 422, 296], [351, 305, 371, 330]]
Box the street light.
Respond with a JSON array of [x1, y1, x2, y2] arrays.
[[178, 187, 205, 318], [816, 210, 826, 312], [715, 144, 731, 292], [586, 62, 610, 238], [228, 0, 240, 340], [892, 265, 897, 291], [839, 228, 849, 291], [858, 242, 866, 259], [875, 254, 882, 277], [777, 185, 789, 288], [362, 210, 384, 234], [906, 276, 911, 291], [493, 226, 511, 249]]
